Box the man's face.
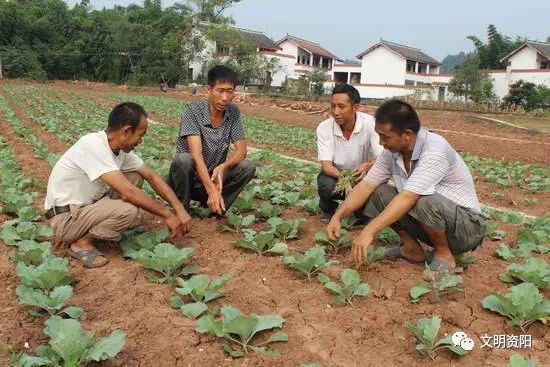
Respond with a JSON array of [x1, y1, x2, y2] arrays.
[[122, 116, 148, 153], [375, 122, 413, 153], [330, 93, 358, 125], [207, 81, 236, 113]]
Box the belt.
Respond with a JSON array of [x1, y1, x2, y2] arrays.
[[45, 205, 71, 219]]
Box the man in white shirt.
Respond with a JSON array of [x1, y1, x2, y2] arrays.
[[326, 99, 485, 276], [45, 102, 192, 268], [316, 84, 382, 223]]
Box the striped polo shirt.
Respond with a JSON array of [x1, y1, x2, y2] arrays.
[[364, 128, 481, 211], [177, 100, 246, 171], [316, 112, 383, 170]]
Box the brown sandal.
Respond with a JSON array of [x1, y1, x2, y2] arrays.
[[68, 247, 109, 268]]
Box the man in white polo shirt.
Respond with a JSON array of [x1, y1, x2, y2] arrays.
[[45, 102, 192, 268], [326, 99, 485, 276], [316, 84, 382, 223]]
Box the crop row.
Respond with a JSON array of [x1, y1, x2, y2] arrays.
[[0, 136, 127, 366]]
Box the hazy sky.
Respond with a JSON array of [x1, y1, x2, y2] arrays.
[[65, 0, 550, 61]]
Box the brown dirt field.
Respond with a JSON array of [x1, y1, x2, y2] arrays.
[[0, 80, 549, 366]]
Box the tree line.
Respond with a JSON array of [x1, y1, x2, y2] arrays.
[[0, 0, 248, 85]]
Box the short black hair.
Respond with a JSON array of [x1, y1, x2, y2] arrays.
[[332, 83, 361, 104], [374, 99, 420, 133], [107, 102, 147, 132], [207, 65, 238, 87]]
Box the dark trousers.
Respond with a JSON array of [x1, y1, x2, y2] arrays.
[[317, 172, 344, 215], [363, 184, 486, 254], [166, 153, 256, 210], [317, 172, 369, 222]]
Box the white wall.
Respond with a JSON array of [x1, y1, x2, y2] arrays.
[[490, 69, 550, 99], [360, 46, 406, 85], [189, 39, 216, 80], [509, 47, 540, 70], [260, 52, 295, 87]]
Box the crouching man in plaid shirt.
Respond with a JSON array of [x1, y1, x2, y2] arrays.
[[326, 99, 485, 276]]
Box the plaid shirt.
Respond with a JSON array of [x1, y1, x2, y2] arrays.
[[176, 100, 246, 171], [364, 128, 481, 211]]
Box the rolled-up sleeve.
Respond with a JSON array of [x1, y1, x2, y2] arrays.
[[316, 122, 333, 162], [364, 149, 392, 186]]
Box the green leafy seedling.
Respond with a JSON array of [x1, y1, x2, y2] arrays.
[[298, 198, 319, 215], [1, 220, 53, 246], [271, 192, 301, 206], [16, 257, 73, 293], [499, 257, 550, 289], [284, 247, 338, 280], [508, 354, 536, 367], [318, 269, 370, 306], [313, 230, 351, 253], [170, 274, 232, 318], [195, 306, 288, 357], [255, 203, 282, 220], [9, 240, 52, 265], [233, 231, 288, 255], [14, 316, 126, 366], [482, 282, 550, 331], [129, 243, 196, 284], [120, 227, 169, 257], [410, 271, 464, 304], [222, 213, 255, 233], [377, 227, 401, 246], [404, 315, 469, 360], [16, 284, 83, 319], [267, 217, 305, 240]]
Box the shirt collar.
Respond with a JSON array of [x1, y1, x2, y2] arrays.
[[333, 113, 363, 137], [202, 100, 230, 126]]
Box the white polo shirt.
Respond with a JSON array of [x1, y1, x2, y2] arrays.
[[364, 128, 481, 211], [316, 112, 383, 170], [44, 131, 143, 210]]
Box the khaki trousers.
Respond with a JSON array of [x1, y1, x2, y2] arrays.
[[49, 172, 143, 245]]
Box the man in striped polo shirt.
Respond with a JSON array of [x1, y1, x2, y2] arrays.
[[316, 84, 383, 223], [326, 99, 485, 275], [166, 65, 255, 216]]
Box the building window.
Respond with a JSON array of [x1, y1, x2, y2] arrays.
[[216, 42, 230, 56], [541, 61, 549, 69]]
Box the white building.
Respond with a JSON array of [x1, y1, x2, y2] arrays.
[[189, 23, 285, 86], [328, 40, 452, 100], [275, 34, 338, 81], [491, 40, 550, 99]]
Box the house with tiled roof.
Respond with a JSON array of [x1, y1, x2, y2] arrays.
[[489, 40, 550, 99], [275, 34, 339, 81], [189, 22, 287, 85], [328, 40, 451, 100]]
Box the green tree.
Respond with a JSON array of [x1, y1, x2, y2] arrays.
[[503, 80, 550, 111], [467, 24, 524, 69], [448, 53, 495, 102], [302, 69, 328, 96]]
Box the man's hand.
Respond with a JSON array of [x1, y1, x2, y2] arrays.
[[176, 210, 193, 234], [353, 161, 374, 181], [211, 163, 226, 193], [326, 217, 342, 241], [352, 230, 375, 266], [207, 190, 226, 215], [165, 213, 183, 239]]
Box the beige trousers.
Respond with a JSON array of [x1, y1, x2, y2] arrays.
[[49, 172, 143, 245]]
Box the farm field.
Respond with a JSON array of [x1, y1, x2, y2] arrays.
[[0, 80, 549, 367]]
